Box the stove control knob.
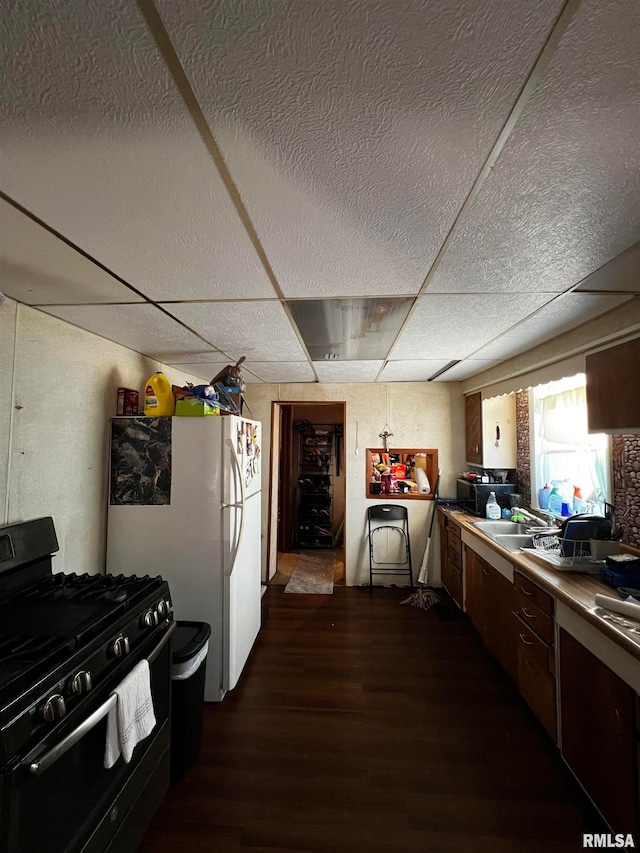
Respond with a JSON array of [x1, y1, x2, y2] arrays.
[[69, 671, 92, 696], [112, 635, 130, 657], [157, 599, 169, 618], [141, 609, 155, 629], [42, 694, 67, 722]]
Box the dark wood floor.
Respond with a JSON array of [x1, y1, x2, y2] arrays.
[[138, 587, 604, 853]]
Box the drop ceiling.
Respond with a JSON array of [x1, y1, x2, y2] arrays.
[[0, 0, 638, 385]]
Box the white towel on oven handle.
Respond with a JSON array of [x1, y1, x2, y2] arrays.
[[104, 659, 156, 769]]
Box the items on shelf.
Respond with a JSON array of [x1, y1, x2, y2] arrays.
[[295, 422, 335, 548]]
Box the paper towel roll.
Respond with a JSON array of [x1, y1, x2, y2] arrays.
[[594, 594, 640, 621], [415, 468, 431, 494]]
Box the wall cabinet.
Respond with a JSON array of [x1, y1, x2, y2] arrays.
[[464, 392, 517, 468], [586, 336, 640, 433], [559, 629, 638, 834]]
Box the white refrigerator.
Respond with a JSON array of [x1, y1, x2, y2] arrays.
[[106, 414, 262, 701]]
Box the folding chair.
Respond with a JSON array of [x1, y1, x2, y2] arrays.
[[367, 505, 413, 591]]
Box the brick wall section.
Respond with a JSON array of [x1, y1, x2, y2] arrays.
[[613, 435, 640, 549], [515, 390, 531, 508]]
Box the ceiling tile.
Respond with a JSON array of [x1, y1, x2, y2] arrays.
[[471, 293, 634, 360], [39, 303, 213, 361], [435, 359, 504, 381], [427, 2, 640, 296], [163, 301, 308, 362], [165, 363, 229, 382], [157, 0, 564, 298], [574, 242, 640, 293], [244, 362, 315, 384], [312, 361, 383, 383], [378, 360, 451, 382], [0, 200, 142, 305], [390, 293, 551, 360], [164, 352, 228, 365], [1, 0, 274, 302]]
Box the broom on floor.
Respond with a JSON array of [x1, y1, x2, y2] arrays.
[[400, 470, 441, 610]]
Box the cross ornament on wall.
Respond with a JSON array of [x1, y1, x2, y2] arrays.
[[378, 425, 394, 452]]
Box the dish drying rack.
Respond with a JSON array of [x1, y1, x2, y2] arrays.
[[523, 530, 603, 571]]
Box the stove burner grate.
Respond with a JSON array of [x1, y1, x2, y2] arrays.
[[0, 635, 76, 690]]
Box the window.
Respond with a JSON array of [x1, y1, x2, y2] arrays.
[[531, 373, 610, 515]]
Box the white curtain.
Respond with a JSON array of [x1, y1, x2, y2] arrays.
[[534, 382, 609, 509]]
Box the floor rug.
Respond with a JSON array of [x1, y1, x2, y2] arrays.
[[284, 551, 335, 594]]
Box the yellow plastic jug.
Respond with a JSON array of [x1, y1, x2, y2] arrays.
[[144, 372, 175, 417]]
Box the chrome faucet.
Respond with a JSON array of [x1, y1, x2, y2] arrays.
[[510, 507, 557, 528]]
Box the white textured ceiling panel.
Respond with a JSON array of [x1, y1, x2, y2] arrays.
[[157, 0, 564, 298], [313, 361, 384, 383], [0, 201, 142, 306], [436, 359, 505, 381], [470, 293, 634, 360], [163, 302, 308, 363], [574, 242, 640, 293], [166, 362, 243, 382], [0, 0, 274, 302], [378, 361, 451, 382], [427, 1, 640, 296], [163, 352, 229, 365], [244, 362, 316, 384], [39, 304, 216, 361], [390, 293, 552, 360]]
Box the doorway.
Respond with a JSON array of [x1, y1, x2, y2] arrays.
[[268, 402, 346, 586]]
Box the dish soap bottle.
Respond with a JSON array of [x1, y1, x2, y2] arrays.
[[537, 483, 551, 510], [144, 372, 175, 416], [485, 492, 501, 519], [547, 484, 562, 516]]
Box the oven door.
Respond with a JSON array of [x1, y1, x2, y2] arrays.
[[0, 624, 173, 853]]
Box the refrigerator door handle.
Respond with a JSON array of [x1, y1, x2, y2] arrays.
[[223, 438, 245, 577]]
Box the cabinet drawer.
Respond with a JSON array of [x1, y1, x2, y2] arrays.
[[448, 544, 462, 571], [515, 591, 554, 646], [446, 518, 461, 539], [517, 619, 557, 741], [514, 571, 554, 616], [442, 559, 462, 609], [448, 534, 462, 556]]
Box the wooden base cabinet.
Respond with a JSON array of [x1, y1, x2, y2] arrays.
[[559, 629, 638, 835], [514, 571, 557, 742], [464, 548, 517, 682], [440, 516, 463, 609]]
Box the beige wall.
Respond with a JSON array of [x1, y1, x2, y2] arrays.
[[0, 298, 203, 576], [245, 381, 466, 586]]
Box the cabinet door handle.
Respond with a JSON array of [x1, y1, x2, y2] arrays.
[[614, 708, 623, 737], [519, 633, 534, 646], [482, 567, 491, 576], [525, 659, 538, 675], [519, 586, 533, 597], [522, 607, 536, 619]]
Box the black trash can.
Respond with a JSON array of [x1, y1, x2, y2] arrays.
[[170, 620, 211, 783]]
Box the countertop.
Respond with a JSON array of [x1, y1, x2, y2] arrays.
[[439, 506, 640, 664]]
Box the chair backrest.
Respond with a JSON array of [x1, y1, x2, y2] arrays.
[[367, 504, 408, 522]]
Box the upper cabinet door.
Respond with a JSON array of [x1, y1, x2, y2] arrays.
[[586, 337, 640, 434], [465, 393, 483, 466]]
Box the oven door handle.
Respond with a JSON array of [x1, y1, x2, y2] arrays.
[[25, 621, 176, 777], [223, 438, 245, 577]]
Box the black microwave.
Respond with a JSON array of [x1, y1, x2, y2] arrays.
[[456, 479, 517, 517]]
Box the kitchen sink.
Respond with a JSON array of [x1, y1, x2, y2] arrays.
[[492, 534, 535, 553], [472, 521, 532, 536]]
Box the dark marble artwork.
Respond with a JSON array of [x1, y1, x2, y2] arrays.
[[110, 417, 172, 505]]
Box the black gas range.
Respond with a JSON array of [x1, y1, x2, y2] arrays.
[[0, 517, 175, 853]]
